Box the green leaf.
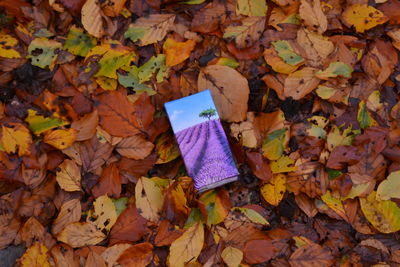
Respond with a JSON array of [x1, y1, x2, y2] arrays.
[[360, 191, 400, 233], [315, 61, 353, 79], [184, 208, 204, 229], [357, 100, 375, 129], [315, 85, 336, 99], [117, 66, 156, 95], [25, 109, 68, 135], [327, 169, 343, 180], [27, 37, 62, 69], [199, 190, 229, 226], [64, 26, 97, 57], [236, 0, 267, 16], [112, 197, 129, 216], [232, 207, 269, 225], [124, 26, 146, 42], [138, 54, 168, 83], [262, 128, 287, 160], [272, 40, 304, 66], [215, 57, 239, 69]]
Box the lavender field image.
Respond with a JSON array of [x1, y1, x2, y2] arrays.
[[165, 90, 239, 191]]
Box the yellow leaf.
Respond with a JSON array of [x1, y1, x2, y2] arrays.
[[321, 191, 347, 220], [56, 159, 81, 192], [25, 109, 68, 135], [163, 38, 196, 67], [360, 191, 400, 233], [342, 4, 388, 33], [81, 0, 104, 38], [0, 32, 21, 58], [231, 207, 269, 225], [43, 128, 77, 150], [135, 177, 164, 222], [96, 76, 118, 90], [87, 195, 118, 233], [168, 222, 204, 267], [377, 171, 400, 200], [1, 123, 32, 156], [20, 243, 51, 267], [221, 246, 243, 267], [261, 174, 286, 206], [27, 38, 62, 70], [57, 222, 106, 248], [270, 156, 296, 173]]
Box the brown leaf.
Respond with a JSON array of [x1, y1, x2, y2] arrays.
[[71, 110, 99, 141], [92, 163, 121, 198], [289, 243, 334, 267], [163, 182, 190, 226], [191, 2, 226, 33], [284, 67, 320, 100], [246, 152, 272, 181], [50, 244, 79, 267], [77, 135, 114, 173], [299, 0, 328, 34], [116, 135, 154, 160], [117, 242, 153, 267], [327, 146, 361, 170], [96, 91, 141, 137], [85, 249, 107, 267], [243, 239, 275, 264], [52, 198, 82, 235], [109, 203, 147, 244], [101, 243, 132, 266], [19, 216, 56, 250], [102, 0, 127, 17], [56, 159, 81, 192], [198, 65, 249, 122], [57, 222, 106, 248], [81, 0, 104, 38], [155, 219, 184, 247]]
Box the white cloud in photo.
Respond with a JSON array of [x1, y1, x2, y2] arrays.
[[170, 110, 183, 121]]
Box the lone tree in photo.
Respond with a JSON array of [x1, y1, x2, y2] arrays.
[[199, 108, 216, 120]]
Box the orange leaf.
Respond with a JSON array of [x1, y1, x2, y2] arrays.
[[163, 38, 196, 67], [117, 242, 153, 267], [43, 128, 77, 150], [92, 163, 121, 198]]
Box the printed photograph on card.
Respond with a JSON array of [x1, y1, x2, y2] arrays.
[[165, 90, 239, 192]]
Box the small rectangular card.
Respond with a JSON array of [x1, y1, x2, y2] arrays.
[[165, 90, 239, 192]]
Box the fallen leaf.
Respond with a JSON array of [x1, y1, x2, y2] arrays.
[[1, 122, 32, 156], [221, 246, 243, 267], [102, 0, 127, 17], [284, 67, 320, 100], [57, 222, 106, 248], [43, 128, 77, 150], [299, 0, 327, 34], [198, 65, 249, 122], [262, 128, 287, 160], [125, 14, 175, 46], [101, 243, 132, 267], [20, 242, 51, 267], [163, 183, 190, 226], [71, 110, 99, 141], [198, 188, 230, 226], [110, 203, 147, 243], [0, 32, 21, 58], [56, 159, 81, 192], [25, 109, 67, 135], [135, 177, 164, 222], [357, 100, 376, 129], [243, 239, 274, 264], [117, 242, 153, 267], [116, 135, 154, 160], [163, 38, 196, 67], [155, 220, 184, 246], [168, 222, 204, 267], [50, 244, 79, 267], [81, 0, 104, 38], [87, 195, 118, 233], [27, 38, 61, 70], [360, 191, 400, 233], [315, 61, 353, 80], [52, 198, 81, 235], [92, 163, 121, 198], [64, 25, 97, 57], [289, 242, 334, 267], [232, 207, 269, 225], [377, 170, 400, 200], [236, 0, 267, 16], [342, 4, 388, 33], [321, 191, 347, 221], [223, 17, 265, 49], [261, 174, 286, 206], [246, 151, 272, 181]]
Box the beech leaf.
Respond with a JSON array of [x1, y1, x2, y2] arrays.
[[57, 222, 106, 248], [135, 177, 164, 222], [56, 159, 82, 192]]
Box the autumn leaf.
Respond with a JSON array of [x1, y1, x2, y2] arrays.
[[1, 122, 32, 156], [272, 40, 304, 66], [270, 156, 296, 173], [299, 0, 327, 34], [125, 14, 175, 46], [87, 195, 118, 233], [261, 174, 286, 206], [116, 134, 154, 160], [284, 67, 320, 100], [27, 38, 61, 70], [81, 0, 104, 38], [135, 177, 164, 222], [25, 109, 68, 135], [155, 132, 181, 164], [52, 199, 81, 235], [315, 61, 353, 79], [243, 239, 275, 264], [101, 243, 132, 266], [198, 189, 230, 226], [0, 32, 21, 58], [198, 65, 249, 122], [64, 25, 97, 57], [117, 242, 153, 267], [102, 0, 127, 17], [168, 222, 204, 267], [357, 100, 376, 129], [221, 246, 243, 267], [57, 222, 106, 248], [223, 17, 265, 49], [43, 128, 77, 150], [262, 128, 287, 160], [289, 242, 334, 266], [232, 207, 270, 225], [56, 159, 81, 192], [376, 171, 400, 200], [163, 38, 196, 67], [20, 243, 51, 267], [321, 191, 348, 221], [360, 191, 400, 233], [92, 163, 121, 198], [236, 0, 267, 16], [71, 110, 99, 141], [342, 4, 388, 33]]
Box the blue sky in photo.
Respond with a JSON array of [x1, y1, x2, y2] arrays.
[[165, 90, 219, 132]]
